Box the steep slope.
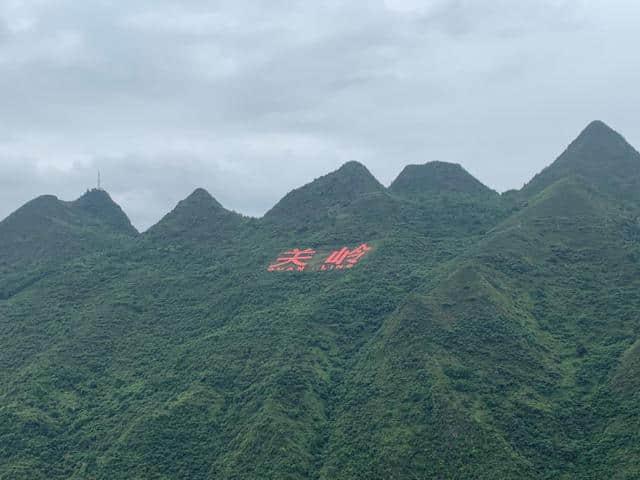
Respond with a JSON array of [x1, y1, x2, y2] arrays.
[[264, 161, 387, 225], [0, 189, 136, 299], [589, 339, 640, 477], [522, 120, 640, 203], [3, 121, 640, 479], [72, 189, 137, 235], [324, 173, 640, 478], [145, 188, 248, 243], [321, 124, 640, 479], [0, 189, 136, 261], [389, 161, 495, 198], [388, 161, 510, 236]]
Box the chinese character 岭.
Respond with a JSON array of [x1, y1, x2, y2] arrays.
[[322, 243, 371, 270]]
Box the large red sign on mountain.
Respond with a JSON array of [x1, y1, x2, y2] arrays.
[[268, 243, 372, 272]]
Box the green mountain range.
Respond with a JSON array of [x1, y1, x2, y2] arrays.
[[2, 121, 640, 479]]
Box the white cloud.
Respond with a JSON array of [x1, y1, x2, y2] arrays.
[[121, 8, 246, 39], [384, 0, 445, 15]]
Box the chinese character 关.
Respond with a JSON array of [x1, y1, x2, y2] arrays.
[[268, 248, 316, 271]]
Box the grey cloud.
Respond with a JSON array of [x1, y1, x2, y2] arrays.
[[1, 0, 639, 230]]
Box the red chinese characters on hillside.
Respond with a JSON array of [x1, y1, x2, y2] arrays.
[[267, 244, 371, 272], [267, 248, 316, 271], [321, 243, 371, 270]]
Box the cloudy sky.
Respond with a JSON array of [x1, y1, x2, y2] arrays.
[[1, 0, 639, 230]]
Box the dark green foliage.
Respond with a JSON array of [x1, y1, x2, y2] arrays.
[[72, 189, 138, 236], [2, 121, 640, 479], [390, 161, 496, 198], [264, 161, 385, 226], [145, 188, 248, 244], [0, 189, 136, 299], [523, 120, 640, 204]]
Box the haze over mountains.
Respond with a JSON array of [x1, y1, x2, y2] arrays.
[[2, 121, 640, 478]]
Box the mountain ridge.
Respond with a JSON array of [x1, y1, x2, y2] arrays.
[[264, 161, 386, 223], [144, 187, 248, 242], [0, 189, 136, 266], [3, 120, 640, 478], [522, 120, 640, 201], [389, 161, 496, 198], [2, 121, 636, 231]]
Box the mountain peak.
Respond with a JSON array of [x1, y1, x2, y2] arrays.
[[72, 189, 137, 235], [182, 188, 224, 209], [522, 120, 640, 199], [264, 161, 384, 222], [573, 120, 627, 149], [336, 160, 369, 175], [145, 188, 243, 240], [1, 189, 136, 236], [155, 188, 228, 222], [581, 119, 616, 134], [1, 195, 66, 228], [33, 194, 59, 203], [389, 161, 494, 197], [77, 187, 111, 201], [0, 190, 136, 278]]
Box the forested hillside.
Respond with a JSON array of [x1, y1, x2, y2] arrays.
[[2, 121, 640, 479]]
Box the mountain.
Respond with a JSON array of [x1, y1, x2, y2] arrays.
[[2, 121, 640, 479], [145, 188, 247, 243], [522, 120, 640, 203], [0, 189, 136, 259], [265, 161, 386, 224], [389, 161, 496, 198], [388, 161, 509, 237], [72, 189, 138, 235], [0, 189, 136, 299]]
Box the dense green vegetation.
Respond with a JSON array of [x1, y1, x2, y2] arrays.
[[2, 121, 640, 478]]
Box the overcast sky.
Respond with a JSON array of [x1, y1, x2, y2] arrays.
[[1, 0, 639, 230]]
